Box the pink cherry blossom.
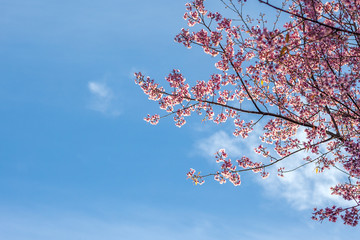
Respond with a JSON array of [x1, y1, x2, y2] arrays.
[[135, 0, 360, 226]]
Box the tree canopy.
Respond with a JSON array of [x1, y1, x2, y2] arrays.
[[135, 0, 360, 226]]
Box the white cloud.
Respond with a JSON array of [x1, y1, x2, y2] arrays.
[[88, 82, 111, 98], [258, 128, 350, 210], [261, 159, 348, 210], [194, 124, 263, 162], [196, 130, 243, 158], [87, 81, 120, 116], [194, 128, 351, 210]]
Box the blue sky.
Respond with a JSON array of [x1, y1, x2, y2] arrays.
[[0, 0, 359, 239]]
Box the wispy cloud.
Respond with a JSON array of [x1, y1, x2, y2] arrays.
[[261, 159, 348, 210], [0, 206, 266, 240], [87, 81, 120, 116], [194, 128, 349, 210], [0, 205, 356, 240], [258, 129, 350, 210], [88, 82, 111, 98], [194, 125, 262, 161], [196, 130, 243, 159]]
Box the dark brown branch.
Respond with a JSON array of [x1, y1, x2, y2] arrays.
[[157, 89, 343, 141]]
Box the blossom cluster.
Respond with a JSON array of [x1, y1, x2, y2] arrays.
[[186, 168, 205, 185], [213, 149, 269, 186]]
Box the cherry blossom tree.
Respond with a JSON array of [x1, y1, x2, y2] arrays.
[[135, 0, 360, 226]]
